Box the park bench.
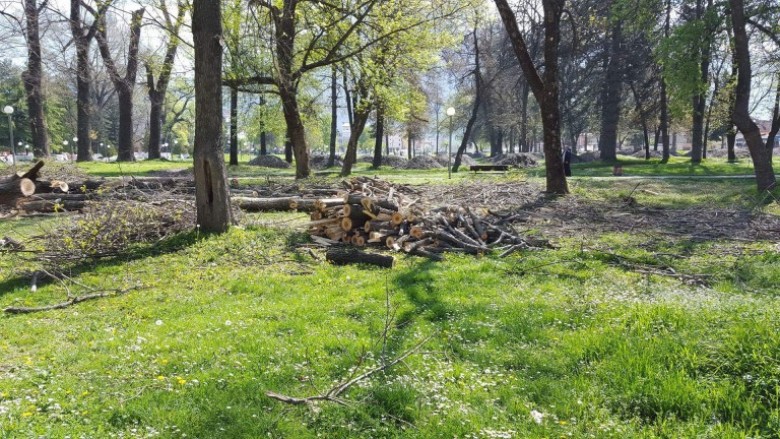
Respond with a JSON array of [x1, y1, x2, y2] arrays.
[[470, 165, 510, 173]]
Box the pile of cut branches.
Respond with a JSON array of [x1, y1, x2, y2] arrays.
[[309, 177, 550, 260]]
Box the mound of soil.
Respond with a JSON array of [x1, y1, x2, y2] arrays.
[[310, 155, 342, 169], [491, 153, 538, 167], [248, 155, 291, 169], [405, 155, 444, 169], [631, 150, 663, 159], [437, 154, 477, 167], [382, 155, 409, 168]]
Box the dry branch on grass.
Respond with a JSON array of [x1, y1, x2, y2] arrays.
[[3, 270, 144, 314]]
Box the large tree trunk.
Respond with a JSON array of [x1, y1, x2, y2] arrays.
[[23, 0, 49, 158], [729, 0, 776, 191], [328, 66, 338, 167], [372, 106, 384, 169], [260, 131, 267, 155], [229, 87, 238, 166], [148, 90, 164, 159], [193, 0, 232, 233], [598, 21, 622, 162]]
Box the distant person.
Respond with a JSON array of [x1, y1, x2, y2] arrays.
[[563, 147, 572, 177]]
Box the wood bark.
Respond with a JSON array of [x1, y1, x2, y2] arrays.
[[193, 0, 232, 232], [23, 0, 49, 157], [728, 0, 776, 191], [95, 8, 145, 162], [341, 103, 370, 176], [494, 0, 568, 194], [660, 0, 672, 162], [0, 161, 43, 206]]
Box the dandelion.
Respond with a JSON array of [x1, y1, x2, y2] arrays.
[[155, 320, 163, 326], [225, 320, 232, 326], [177, 377, 186, 386], [21, 412, 33, 417], [157, 376, 165, 381]]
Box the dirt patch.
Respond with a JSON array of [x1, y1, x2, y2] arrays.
[[310, 155, 342, 169], [492, 153, 538, 167]]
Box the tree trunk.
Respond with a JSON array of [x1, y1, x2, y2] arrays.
[[729, 0, 776, 191], [660, 0, 671, 163], [407, 134, 412, 159], [520, 83, 530, 152], [598, 21, 622, 162], [372, 106, 384, 169], [96, 8, 144, 163], [454, 28, 481, 173], [193, 0, 232, 233], [341, 108, 370, 176], [328, 66, 338, 167], [260, 131, 267, 155], [75, 46, 92, 161], [765, 73, 780, 159], [148, 90, 164, 159], [116, 86, 135, 161], [690, 0, 714, 164], [229, 87, 238, 166], [23, 0, 49, 158]]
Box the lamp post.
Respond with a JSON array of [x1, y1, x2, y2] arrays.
[[446, 107, 455, 179], [63, 140, 69, 162], [3, 106, 14, 168]]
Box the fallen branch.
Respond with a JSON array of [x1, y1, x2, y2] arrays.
[[4, 285, 142, 314], [265, 335, 432, 406]]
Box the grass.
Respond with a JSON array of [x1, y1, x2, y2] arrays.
[[2, 164, 780, 438], [561, 155, 780, 178]]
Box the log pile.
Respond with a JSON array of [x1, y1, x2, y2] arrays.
[[309, 177, 548, 260]]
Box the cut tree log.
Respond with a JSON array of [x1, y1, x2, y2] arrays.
[[233, 196, 329, 212], [0, 161, 44, 207], [326, 246, 394, 268]]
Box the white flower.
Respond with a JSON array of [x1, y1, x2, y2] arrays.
[[225, 320, 232, 326], [155, 320, 163, 326], [530, 409, 545, 425]]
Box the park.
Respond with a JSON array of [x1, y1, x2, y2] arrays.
[[1, 0, 780, 437]]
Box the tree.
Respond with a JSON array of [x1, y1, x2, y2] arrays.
[[145, 0, 187, 160], [70, 0, 110, 161], [94, 5, 145, 162], [494, 0, 568, 194], [21, 0, 49, 157], [728, 0, 775, 191], [192, 0, 231, 232]]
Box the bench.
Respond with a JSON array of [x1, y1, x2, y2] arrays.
[[470, 165, 510, 173]]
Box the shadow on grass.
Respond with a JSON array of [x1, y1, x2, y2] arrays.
[[0, 230, 203, 298]]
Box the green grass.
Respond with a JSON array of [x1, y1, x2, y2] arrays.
[[561, 155, 780, 178], [2, 173, 780, 438]]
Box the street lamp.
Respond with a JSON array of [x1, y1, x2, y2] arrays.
[[446, 107, 455, 179], [63, 140, 69, 162], [3, 106, 14, 168]]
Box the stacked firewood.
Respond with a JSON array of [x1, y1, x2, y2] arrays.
[[309, 177, 547, 260]]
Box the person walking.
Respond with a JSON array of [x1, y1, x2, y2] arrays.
[[563, 147, 572, 177]]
